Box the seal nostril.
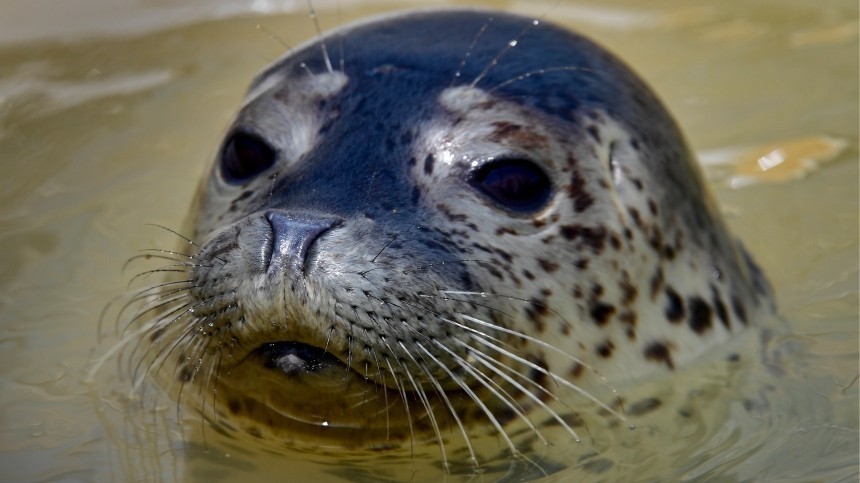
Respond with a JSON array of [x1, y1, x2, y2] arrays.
[[265, 211, 340, 276]]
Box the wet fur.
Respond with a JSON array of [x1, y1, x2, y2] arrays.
[[118, 7, 773, 472]]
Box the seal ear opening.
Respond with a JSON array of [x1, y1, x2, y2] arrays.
[[220, 131, 277, 184], [468, 158, 553, 214]]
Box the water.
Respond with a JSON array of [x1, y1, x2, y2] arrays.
[[0, 0, 856, 481]]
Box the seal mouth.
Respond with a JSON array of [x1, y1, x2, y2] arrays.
[[212, 339, 453, 446], [255, 341, 343, 376]]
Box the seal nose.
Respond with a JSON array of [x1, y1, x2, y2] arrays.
[[265, 211, 340, 275]]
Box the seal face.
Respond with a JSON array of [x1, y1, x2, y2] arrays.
[[136, 9, 773, 458]]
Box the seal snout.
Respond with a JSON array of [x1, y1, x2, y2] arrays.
[[264, 211, 340, 276]]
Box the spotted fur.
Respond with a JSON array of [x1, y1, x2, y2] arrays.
[[126, 8, 773, 470]]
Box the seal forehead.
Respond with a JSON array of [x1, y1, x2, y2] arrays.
[[256, 10, 647, 119]]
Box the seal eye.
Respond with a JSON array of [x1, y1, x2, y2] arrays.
[[469, 159, 552, 213], [220, 132, 276, 184]]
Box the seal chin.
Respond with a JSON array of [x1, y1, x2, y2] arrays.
[[214, 339, 447, 447]]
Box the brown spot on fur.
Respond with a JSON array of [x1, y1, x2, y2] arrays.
[[610, 233, 622, 250], [644, 341, 675, 369], [620, 276, 638, 306], [525, 298, 550, 333], [650, 268, 664, 299], [560, 224, 607, 252], [436, 203, 468, 222], [664, 287, 684, 323], [628, 207, 643, 228], [495, 226, 518, 236], [596, 340, 615, 358], [713, 294, 730, 329], [625, 326, 636, 340], [618, 310, 637, 326], [575, 258, 589, 270], [486, 265, 504, 281], [663, 244, 676, 260], [522, 269, 535, 281], [538, 258, 559, 273], [590, 302, 616, 326], [489, 121, 548, 149], [687, 296, 713, 334], [567, 171, 595, 213], [649, 230, 663, 253], [569, 362, 585, 379]]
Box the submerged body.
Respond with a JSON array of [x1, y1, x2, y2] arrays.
[[135, 8, 772, 461]]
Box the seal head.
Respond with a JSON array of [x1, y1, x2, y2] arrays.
[[142, 9, 772, 452]]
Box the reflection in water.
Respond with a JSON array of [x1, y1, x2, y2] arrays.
[[0, 0, 856, 481]]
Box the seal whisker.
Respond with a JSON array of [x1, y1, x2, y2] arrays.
[[431, 339, 549, 446], [418, 341, 521, 460], [197, 330, 228, 446], [464, 329, 627, 424], [419, 360, 480, 468], [103, 280, 191, 337], [465, 343, 580, 441], [126, 267, 191, 289], [465, 341, 562, 406], [131, 318, 198, 391], [120, 281, 193, 318], [450, 17, 493, 87], [124, 298, 195, 373], [131, 304, 213, 386], [304, 0, 333, 73], [121, 291, 192, 336], [137, 247, 198, 260], [87, 317, 161, 383], [455, 312, 626, 415], [469, 17, 542, 88], [363, 346, 390, 438], [122, 253, 194, 275], [144, 223, 198, 248], [488, 66, 597, 94], [129, 317, 203, 413], [370, 226, 422, 264], [403, 258, 496, 276], [384, 357, 416, 460], [397, 342, 450, 471], [254, 23, 297, 58], [439, 290, 571, 328], [335, 1, 345, 72]]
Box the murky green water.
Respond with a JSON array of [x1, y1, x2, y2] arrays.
[[0, 0, 856, 481]]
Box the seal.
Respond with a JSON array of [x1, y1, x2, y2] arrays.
[[132, 8, 773, 464]]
